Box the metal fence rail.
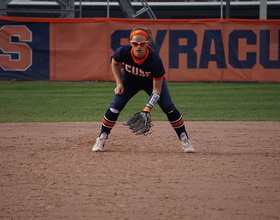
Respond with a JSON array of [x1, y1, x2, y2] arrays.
[[1, 0, 279, 19]]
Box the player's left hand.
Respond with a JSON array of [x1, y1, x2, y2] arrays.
[[125, 111, 151, 135]]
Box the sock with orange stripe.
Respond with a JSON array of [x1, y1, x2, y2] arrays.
[[167, 109, 189, 140], [100, 108, 119, 137]]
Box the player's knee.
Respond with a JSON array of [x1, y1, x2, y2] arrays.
[[110, 108, 119, 114]]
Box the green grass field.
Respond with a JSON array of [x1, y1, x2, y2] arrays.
[[0, 81, 279, 123]]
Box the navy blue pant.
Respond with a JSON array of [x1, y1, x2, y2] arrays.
[[101, 73, 188, 140], [110, 75, 176, 114]]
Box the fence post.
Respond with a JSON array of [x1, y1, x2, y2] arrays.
[[260, 0, 267, 20]]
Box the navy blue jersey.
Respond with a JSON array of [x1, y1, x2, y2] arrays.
[[113, 45, 165, 81]]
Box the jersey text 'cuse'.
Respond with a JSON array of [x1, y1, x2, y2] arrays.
[[122, 62, 151, 78]]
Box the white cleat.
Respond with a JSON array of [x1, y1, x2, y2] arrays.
[[92, 137, 106, 152], [182, 139, 195, 153]]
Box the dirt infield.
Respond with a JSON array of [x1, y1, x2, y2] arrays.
[[1, 121, 280, 220]]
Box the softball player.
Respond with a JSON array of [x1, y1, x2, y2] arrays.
[[92, 27, 195, 153]]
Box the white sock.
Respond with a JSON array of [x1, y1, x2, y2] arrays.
[[100, 132, 108, 139], [180, 132, 188, 141]]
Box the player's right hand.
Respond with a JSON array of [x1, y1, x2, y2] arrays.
[[115, 83, 124, 95]]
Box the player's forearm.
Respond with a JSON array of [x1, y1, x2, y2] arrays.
[[152, 78, 163, 95], [111, 59, 122, 85], [143, 79, 163, 113], [113, 68, 122, 86]]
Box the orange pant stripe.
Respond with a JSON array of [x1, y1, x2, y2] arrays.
[[171, 118, 184, 127], [103, 118, 116, 127]]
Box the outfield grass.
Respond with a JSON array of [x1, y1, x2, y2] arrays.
[[0, 81, 279, 123]]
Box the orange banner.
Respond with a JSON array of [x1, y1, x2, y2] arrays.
[[49, 18, 280, 82], [1, 17, 280, 82], [49, 21, 112, 81]]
